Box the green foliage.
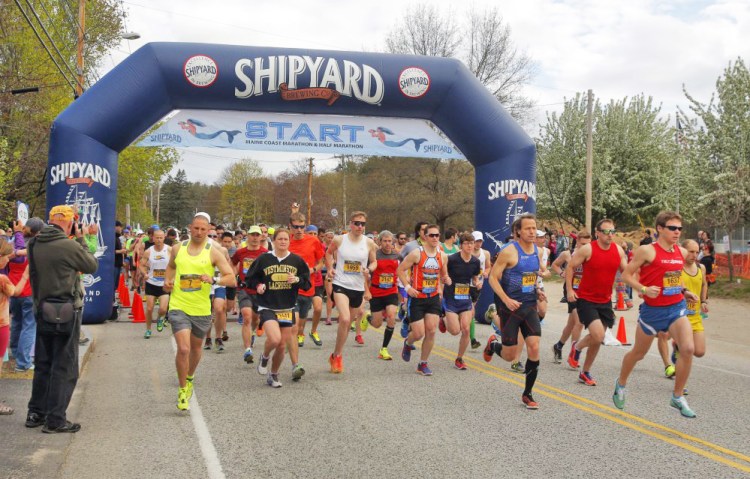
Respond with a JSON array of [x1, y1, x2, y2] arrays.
[[217, 158, 273, 227], [116, 145, 178, 225]]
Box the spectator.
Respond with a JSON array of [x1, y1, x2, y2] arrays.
[[1, 238, 30, 415], [640, 229, 654, 246], [700, 240, 715, 286], [25, 205, 97, 433]]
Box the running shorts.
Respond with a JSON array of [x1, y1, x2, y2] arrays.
[[145, 282, 168, 298], [496, 301, 541, 346], [637, 299, 687, 336], [259, 308, 294, 328], [576, 298, 615, 329], [331, 284, 364, 309], [369, 293, 399, 313], [408, 295, 442, 322], [169, 309, 211, 338]]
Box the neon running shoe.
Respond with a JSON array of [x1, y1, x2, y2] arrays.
[[664, 364, 676, 378], [400, 319, 409, 339], [683, 387, 689, 396], [256, 326, 264, 337], [454, 358, 467, 370], [402, 340, 412, 362], [329, 354, 343, 374], [511, 361, 524, 373], [484, 303, 497, 323], [292, 364, 305, 382], [298, 334, 305, 347], [417, 362, 433, 376], [267, 373, 282, 388], [483, 335, 497, 363], [552, 344, 563, 364], [438, 317, 446, 334], [378, 347, 392, 360], [156, 317, 164, 332], [670, 395, 696, 418], [203, 337, 212, 350], [471, 338, 481, 349], [567, 342, 580, 369], [257, 355, 269, 375], [335, 354, 343, 373], [350, 322, 356, 332], [578, 371, 597, 386], [185, 378, 194, 400], [243, 348, 254, 364], [214, 338, 225, 352], [613, 380, 626, 410], [360, 313, 370, 332], [355, 334, 364, 345], [309, 331, 322, 346], [144, 330, 152, 339], [177, 388, 189, 411], [522, 394, 539, 409]]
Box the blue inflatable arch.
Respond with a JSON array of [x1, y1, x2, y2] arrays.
[[47, 42, 536, 324]]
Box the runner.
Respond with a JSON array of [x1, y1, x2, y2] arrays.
[[564, 220, 627, 385], [441, 232, 481, 370], [221, 232, 237, 340], [231, 225, 267, 364], [360, 230, 400, 360], [394, 231, 408, 255], [397, 224, 450, 376], [139, 229, 171, 339], [535, 229, 550, 322], [483, 213, 549, 409], [325, 211, 377, 373], [550, 231, 592, 363], [204, 228, 231, 352], [441, 228, 459, 255], [304, 225, 326, 346], [164, 213, 236, 411], [244, 228, 311, 388], [470, 231, 491, 350], [615, 211, 699, 418]]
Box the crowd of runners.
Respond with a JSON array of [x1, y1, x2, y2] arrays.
[[119, 208, 707, 418]]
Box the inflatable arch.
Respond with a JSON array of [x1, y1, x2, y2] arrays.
[[46, 42, 536, 324]]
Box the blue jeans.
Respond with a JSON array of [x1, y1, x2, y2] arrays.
[[10, 296, 36, 369]]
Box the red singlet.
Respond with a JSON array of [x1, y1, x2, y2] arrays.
[[577, 241, 621, 303], [640, 243, 684, 307]]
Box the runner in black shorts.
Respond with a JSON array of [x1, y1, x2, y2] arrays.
[[361, 230, 400, 360]]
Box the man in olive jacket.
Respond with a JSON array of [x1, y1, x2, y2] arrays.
[[25, 205, 98, 434]]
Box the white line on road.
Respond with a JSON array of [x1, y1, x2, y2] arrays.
[[171, 338, 226, 479]]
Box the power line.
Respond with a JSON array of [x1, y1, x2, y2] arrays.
[[23, 0, 80, 87], [37, 0, 76, 51], [60, 0, 84, 36]]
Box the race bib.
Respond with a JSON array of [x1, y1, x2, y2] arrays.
[[572, 275, 582, 290], [454, 283, 470, 300], [153, 269, 166, 279], [662, 271, 682, 296], [686, 299, 698, 316], [275, 310, 294, 322], [378, 273, 394, 288], [179, 274, 203, 292], [522, 272, 537, 293], [343, 260, 361, 274], [422, 274, 438, 294], [242, 257, 254, 275]]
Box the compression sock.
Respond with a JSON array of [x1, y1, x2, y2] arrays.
[[492, 340, 503, 357], [383, 326, 394, 348], [470, 318, 476, 341], [523, 360, 540, 396]]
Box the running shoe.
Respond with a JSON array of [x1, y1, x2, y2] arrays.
[[156, 317, 164, 332], [222, 331, 229, 341], [417, 362, 433, 376], [378, 347, 392, 360], [578, 371, 597, 386], [471, 338, 481, 349], [325, 317, 332, 326], [177, 388, 189, 411], [256, 326, 264, 337], [267, 373, 282, 388], [355, 334, 364, 345], [483, 335, 497, 363], [552, 344, 563, 364], [185, 378, 194, 400], [257, 355, 269, 375], [329, 354, 343, 374], [402, 340, 412, 362], [292, 364, 305, 382], [664, 364, 676, 378], [567, 342, 580, 369], [454, 358, 467, 370], [298, 334, 305, 347], [243, 348, 254, 364], [484, 303, 497, 323], [214, 338, 225, 352], [144, 330, 152, 339], [237, 316, 243, 325], [203, 337, 212, 350], [400, 319, 409, 339], [438, 317, 446, 334], [683, 387, 689, 396], [397, 303, 407, 322], [612, 380, 626, 409], [350, 323, 356, 332], [522, 394, 539, 409], [360, 313, 370, 332], [309, 331, 322, 346], [511, 361, 525, 373], [670, 395, 696, 418]]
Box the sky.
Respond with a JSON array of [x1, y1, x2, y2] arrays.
[[103, 0, 750, 183]]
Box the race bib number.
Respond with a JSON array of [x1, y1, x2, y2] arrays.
[[242, 258, 254, 275], [179, 274, 203, 292], [522, 272, 537, 293], [686, 299, 698, 316], [422, 274, 438, 294], [343, 260, 361, 274], [454, 283, 470, 300], [378, 273, 394, 288], [276, 310, 294, 322], [662, 271, 682, 296], [153, 269, 166, 279], [572, 275, 582, 290]]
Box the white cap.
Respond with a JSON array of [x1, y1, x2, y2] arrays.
[[536, 229, 546, 237], [194, 212, 211, 223], [472, 231, 483, 241]]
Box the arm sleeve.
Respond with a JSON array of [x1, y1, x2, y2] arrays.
[[10, 232, 25, 263]]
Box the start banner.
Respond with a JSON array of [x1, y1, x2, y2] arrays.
[[138, 110, 465, 160]]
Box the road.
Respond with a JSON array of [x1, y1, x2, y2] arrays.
[[3, 281, 749, 478]]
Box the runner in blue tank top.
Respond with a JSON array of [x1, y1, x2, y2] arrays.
[[484, 213, 550, 409]]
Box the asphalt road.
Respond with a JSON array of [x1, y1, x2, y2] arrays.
[[4, 281, 750, 478]]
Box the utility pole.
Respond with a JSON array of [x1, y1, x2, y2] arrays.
[[585, 89, 593, 233], [156, 181, 161, 224], [307, 158, 313, 224], [75, 0, 85, 98], [675, 112, 681, 213], [125, 203, 131, 228], [341, 156, 347, 230]]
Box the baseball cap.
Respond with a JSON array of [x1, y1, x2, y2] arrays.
[[151, 224, 160, 230], [305, 225, 318, 233], [247, 225, 262, 235], [49, 205, 75, 221], [472, 231, 483, 242], [267, 227, 275, 235], [25, 217, 46, 235], [536, 229, 546, 237]]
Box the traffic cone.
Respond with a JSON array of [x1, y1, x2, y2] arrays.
[[616, 316, 631, 346], [118, 273, 125, 290], [119, 280, 131, 308], [130, 292, 145, 323], [614, 290, 627, 311]]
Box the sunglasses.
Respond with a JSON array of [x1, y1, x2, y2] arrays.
[[208, 234, 217, 238], [664, 225, 683, 232], [398, 237, 406, 241], [291, 224, 305, 229], [598, 229, 616, 235], [427, 233, 441, 238], [352, 221, 366, 227]]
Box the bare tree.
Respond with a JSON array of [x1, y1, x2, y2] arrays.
[[385, 4, 461, 57]]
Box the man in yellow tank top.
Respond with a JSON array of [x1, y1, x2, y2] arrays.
[[164, 213, 236, 411]]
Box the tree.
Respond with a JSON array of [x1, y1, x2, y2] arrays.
[[216, 158, 271, 227], [116, 146, 178, 226], [385, 4, 535, 123], [680, 58, 750, 281], [159, 169, 193, 228]]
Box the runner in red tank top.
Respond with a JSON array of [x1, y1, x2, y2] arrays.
[[564, 219, 626, 385], [616, 211, 701, 418]]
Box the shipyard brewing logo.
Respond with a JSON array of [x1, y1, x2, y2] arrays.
[[398, 67, 430, 98], [50, 162, 111, 188], [235, 55, 384, 106], [488, 179, 536, 202], [184, 55, 218, 88]]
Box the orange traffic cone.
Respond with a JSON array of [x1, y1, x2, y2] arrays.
[[616, 316, 631, 345], [614, 290, 627, 311], [118, 273, 125, 290], [131, 292, 145, 323], [119, 280, 131, 308]]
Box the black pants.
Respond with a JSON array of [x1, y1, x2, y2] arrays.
[[27, 310, 81, 428]]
